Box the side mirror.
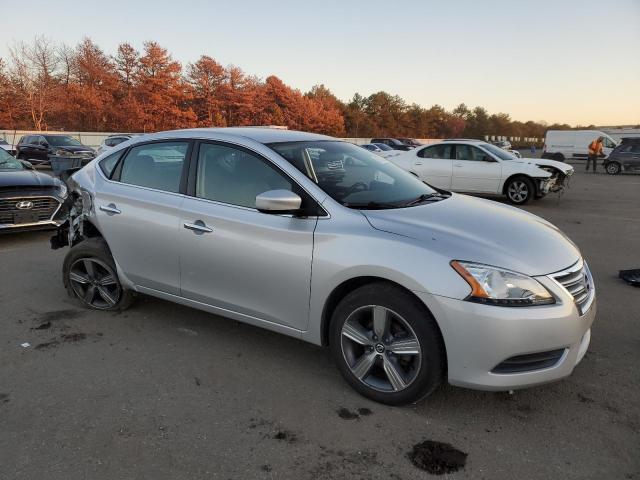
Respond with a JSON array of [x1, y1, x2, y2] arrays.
[[255, 190, 302, 213], [19, 159, 34, 169]]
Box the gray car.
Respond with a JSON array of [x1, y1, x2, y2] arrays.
[[604, 138, 640, 175], [53, 128, 596, 405]]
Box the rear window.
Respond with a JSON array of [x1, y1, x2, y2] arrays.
[[99, 150, 125, 178]]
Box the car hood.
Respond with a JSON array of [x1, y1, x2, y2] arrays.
[[0, 169, 59, 188], [511, 157, 574, 174], [362, 193, 580, 276], [53, 145, 95, 154]]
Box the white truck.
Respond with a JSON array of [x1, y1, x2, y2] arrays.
[[543, 130, 617, 162]]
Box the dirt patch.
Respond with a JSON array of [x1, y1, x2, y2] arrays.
[[578, 393, 595, 404], [35, 340, 60, 350], [61, 333, 87, 343], [260, 464, 272, 472], [357, 407, 373, 416], [273, 430, 297, 443], [37, 309, 83, 323], [31, 321, 52, 330], [408, 440, 467, 475], [337, 408, 360, 420], [0, 393, 9, 404], [194, 376, 201, 386]]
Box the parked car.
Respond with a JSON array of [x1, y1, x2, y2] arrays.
[[543, 130, 617, 162], [603, 137, 640, 175], [370, 138, 414, 151], [0, 148, 68, 232], [493, 140, 522, 158], [0, 139, 16, 156], [16, 134, 95, 166], [362, 143, 403, 159], [390, 139, 573, 204], [53, 128, 595, 405], [397, 138, 423, 148], [96, 134, 135, 155]]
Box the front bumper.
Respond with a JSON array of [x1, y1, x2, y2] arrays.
[[415, 274, 596, 391]]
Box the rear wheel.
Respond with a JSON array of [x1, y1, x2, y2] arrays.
[[553, 153, 565, 162], [605, 162, 621, 175], [505, 176, 534, 205], [330, 283, 444, 405], [63, 238, 133, 311]]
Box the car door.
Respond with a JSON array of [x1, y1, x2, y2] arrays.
[[93, 140, 191, 295], [179, 141, 317, 331], [621, 144, 640, 171], [33, 136, 51, 162], [412, 144, 453, 189], [21, 136, 41, 162], [451, 144, 502, 193]]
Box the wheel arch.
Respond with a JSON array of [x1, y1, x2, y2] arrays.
[[320, 276, 446, 355]]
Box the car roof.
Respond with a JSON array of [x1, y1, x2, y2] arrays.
[[441, 138, 484, 143], [148, 127, 335, 145]]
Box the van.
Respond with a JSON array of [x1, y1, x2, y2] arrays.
[[543, 130, 617, 162]]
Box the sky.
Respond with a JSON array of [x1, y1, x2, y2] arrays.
[[1, 0, 639, 126]]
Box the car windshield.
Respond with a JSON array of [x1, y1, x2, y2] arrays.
[[374, 143, 393, 151], [0, 149, 24, 170], [481, 143, 517, 160], [269, 141, 441, 209], [45, 135, 83, 147]]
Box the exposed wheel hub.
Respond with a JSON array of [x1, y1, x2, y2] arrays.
[[375, 343, 386, 354]]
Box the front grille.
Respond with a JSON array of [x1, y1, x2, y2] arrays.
[[551, 260, 595, 315], [492, 349, 566, 374], [0, 197, 61, 225]]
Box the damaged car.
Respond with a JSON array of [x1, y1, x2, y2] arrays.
[[389, 139, 573, 205], [51, 128, 595, 405], [0, 148, 68, 232]]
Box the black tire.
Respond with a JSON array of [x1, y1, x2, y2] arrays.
[[505, 176, 535, 205], [553, 153, 565, 162], [605, 162, 621, 175], [329, 282, 445, 405], [62, 237, 133, 311]]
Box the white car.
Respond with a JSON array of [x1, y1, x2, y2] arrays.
[[390, 139, 574, 204], [0, 139, 16, 156], [96, 134, 135, 155]]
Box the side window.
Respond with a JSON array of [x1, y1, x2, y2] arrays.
[[195, 143, 293, 209], [603, 137, 616, 149], [118, 142, 188, 193], [104, 138, 116, 147], [99, 150, 124, 178], [632, 145, 640, 154], [455, 145, 486, 161], [418, 144, 452, 159]]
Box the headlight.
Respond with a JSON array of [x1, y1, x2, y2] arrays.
[[56, 182, 68, 199], [53, 148, 68, 156], [451, 261, 555, 306]]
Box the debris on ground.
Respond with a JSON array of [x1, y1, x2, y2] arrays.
[[272, 430, 297, 443], [20, 342, 30, 348], [35, 340, 60, 350], [357, 407, 373, 416], [31, 321, 52, 330], [194, 376, 201, 386], [336, 408, 360, 420], [619, 269, 640, 287], [61, 333, 87, 343], [408, 440, 467, 475]]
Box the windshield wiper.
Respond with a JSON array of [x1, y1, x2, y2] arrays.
[[401, 193, 446, 207], [343, 201, 403, 210]]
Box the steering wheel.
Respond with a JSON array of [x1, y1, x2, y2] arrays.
[[346, 182, 368, 195]]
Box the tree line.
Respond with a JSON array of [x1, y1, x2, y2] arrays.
[[0, 37, 579, 141]]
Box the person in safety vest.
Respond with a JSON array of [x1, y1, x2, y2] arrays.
[[587, 137, 604, 173]]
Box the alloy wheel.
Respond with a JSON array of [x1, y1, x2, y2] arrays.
[[507, 181, 529, 203], [340, 305, 422, 393], [69, 258, 121, 309], [606, 163, 620, 175]]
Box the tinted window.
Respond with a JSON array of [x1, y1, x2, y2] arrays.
[[455, 145, 488, 161], [195, 143, 293, 208], [44, 135, 82, 147], [418, 144, 452, 159], [119, 142, 188, 193], [99, 150, 124, 177]]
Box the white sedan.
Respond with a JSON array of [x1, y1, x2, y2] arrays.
[[389, 139, 574, 204]]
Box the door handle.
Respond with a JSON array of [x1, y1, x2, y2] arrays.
[[415, 161, 423, 165], [184, 220, 213, 234], [99, 204, 121, 215], [454, 163, 464, 167]]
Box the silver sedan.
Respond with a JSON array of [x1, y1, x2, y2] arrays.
[[54, 128, 596, 405]]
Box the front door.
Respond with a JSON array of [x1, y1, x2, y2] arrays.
[[94, 140, 191, 295], [179, 141, 316, 330], [451, 144, 502, 193]]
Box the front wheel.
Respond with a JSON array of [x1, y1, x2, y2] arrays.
[[63, 238, 133, 311], [329, 283, 444, 405], [505, 176, 534, 205], [605, 162, 621, 175]]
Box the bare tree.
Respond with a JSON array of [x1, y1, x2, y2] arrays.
[[9, 36, 60, 130]]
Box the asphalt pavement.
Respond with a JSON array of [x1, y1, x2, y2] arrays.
[[1, 169, 639, 479]]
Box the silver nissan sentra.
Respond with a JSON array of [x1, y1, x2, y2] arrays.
[[54, 128, 596, 405]]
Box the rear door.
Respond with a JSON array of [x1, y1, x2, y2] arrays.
[[450, 144, 502, 193], [94, 140, 191, 294], [412, 144, 453, 188], [179, 141, 317, 330]]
